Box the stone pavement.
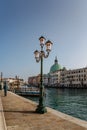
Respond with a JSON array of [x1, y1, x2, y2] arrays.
[[0, 90, 87, 130], [0, 93, 7, 130]]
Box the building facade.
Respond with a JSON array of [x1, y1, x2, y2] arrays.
[[60, 67, 87, 88], [48, 57, 63, 86], [28, 57, 87, 88]]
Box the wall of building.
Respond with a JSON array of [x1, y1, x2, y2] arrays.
[[28, 67, 87, 88]]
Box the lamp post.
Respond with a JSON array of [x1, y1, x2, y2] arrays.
[[34, 36, 53, 114], [0, 72, 3, 90]]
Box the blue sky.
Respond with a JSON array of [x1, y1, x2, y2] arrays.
[[0, 0, 87, 80]]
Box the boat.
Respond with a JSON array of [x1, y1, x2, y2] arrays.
[[16, 90, 40, 97], [15, 86, 40, 97]]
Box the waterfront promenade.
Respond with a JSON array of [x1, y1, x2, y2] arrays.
[[0, 90, 87, 130]]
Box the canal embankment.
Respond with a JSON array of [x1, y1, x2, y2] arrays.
[[0, 92, 7, 130], [0, 90, 87, 130]]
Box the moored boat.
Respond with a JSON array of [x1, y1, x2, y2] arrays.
[[15, 86, 40, 97]]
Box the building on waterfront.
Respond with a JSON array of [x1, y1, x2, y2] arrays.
[[0, 76, 24, 91], [28, 57, 87, 88], [48, 57, 63, 86], [5, 76, 24, 90], [28, 74, 49, 86], [60, 67, 87, 88], [28, 74, 41, 86]]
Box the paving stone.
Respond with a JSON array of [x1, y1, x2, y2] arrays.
[[0, 91, 87, 130]]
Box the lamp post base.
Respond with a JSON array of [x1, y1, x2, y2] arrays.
[[36, 105, 47, 114], [35, 93, 47, 114]]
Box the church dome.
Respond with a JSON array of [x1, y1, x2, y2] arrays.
[[50, 57, 62, 73]]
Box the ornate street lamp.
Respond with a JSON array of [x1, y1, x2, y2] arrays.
[[34, 36, 53, 114]]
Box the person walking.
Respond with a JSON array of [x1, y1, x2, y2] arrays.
[[4, 81, 7, 96]]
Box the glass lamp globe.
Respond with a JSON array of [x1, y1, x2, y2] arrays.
[[45, 40, 53, 52], [39, 36, 46, 46], [34, 50, 40, 62]]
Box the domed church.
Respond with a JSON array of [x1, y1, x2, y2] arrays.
[[50, 56, 62, 73], [48, 57, 63, 86]]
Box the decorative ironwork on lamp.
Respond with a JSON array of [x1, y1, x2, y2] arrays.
[[34, 36, 53, 114]]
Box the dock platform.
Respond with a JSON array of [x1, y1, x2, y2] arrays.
[[0, 90, 87, 130]]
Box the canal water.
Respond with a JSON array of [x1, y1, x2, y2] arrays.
[[26, 88, 87, 121]]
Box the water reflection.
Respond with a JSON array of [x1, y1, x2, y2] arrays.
[[45, 88, 87, 121], [26, 88, 87, 121]]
